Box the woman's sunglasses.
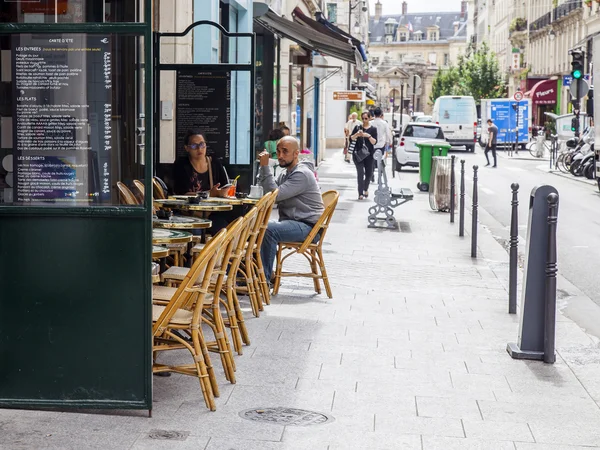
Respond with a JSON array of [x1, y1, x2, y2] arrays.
[[186, 143, 206, 149]]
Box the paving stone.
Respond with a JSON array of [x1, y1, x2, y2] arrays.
[[422, 436, 517, 449], [463, 419, 534, 442]]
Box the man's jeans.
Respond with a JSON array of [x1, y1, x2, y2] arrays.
[[261, 220, 314, 282]]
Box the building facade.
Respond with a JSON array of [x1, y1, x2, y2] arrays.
[[368, 1, 468, 115]]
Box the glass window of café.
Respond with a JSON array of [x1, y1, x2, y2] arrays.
[[0, 1, 147, 207]]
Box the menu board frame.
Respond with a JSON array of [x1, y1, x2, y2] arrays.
[[175, 69, 231, 163], [11, 33, 113, 206]]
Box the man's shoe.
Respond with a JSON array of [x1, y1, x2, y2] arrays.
[[485, 163, 490, 167], [493, 165, 497, 168]]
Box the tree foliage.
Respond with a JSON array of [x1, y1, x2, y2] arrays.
[[429, 42, 505, 105]]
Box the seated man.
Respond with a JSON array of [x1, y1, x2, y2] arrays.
[[258, 136, 324, 285]]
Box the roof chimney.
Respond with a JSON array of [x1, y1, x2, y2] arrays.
[[375, 0, 382, 21], [461, 1, 467, 19], [402, 1, 407, 15]]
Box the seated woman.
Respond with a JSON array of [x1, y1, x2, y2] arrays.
[[173, 129, 233, 234]]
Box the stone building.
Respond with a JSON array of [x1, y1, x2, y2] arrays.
[[368, 0, 468, 115]]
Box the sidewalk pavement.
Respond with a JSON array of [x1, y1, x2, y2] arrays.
[[537, 165, 598, 187], [2, 149, 600, 450]]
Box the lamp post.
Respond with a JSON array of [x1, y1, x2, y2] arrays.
[[347, 0, 367, 116]]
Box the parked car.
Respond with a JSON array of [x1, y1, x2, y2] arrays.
[[392, 122, 447, 171], [415, 115, 433, 123]]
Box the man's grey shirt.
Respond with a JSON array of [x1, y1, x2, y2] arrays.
[[258, 161, 324, 225]]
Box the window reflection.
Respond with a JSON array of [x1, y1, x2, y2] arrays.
[[0, 34, 146, 206], [0, 0, 143, 23]]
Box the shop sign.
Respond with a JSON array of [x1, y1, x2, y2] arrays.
[[332, 91, 365, 101]]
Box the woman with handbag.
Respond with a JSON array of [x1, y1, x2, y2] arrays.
[[349, 111, 378, 200]]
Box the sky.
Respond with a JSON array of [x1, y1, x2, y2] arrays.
[[368, 0, 464, 14]]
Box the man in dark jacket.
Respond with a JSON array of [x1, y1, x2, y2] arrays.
[[485, 119, 498, 167], [258, 136, 324, 284]]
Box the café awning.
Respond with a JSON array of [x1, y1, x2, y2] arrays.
[[254, 9, 363, 69], [524, 78, 557, 105]]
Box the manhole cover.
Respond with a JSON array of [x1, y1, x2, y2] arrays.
[[239, 407, 333, 426], [148, 429, 190, 441]]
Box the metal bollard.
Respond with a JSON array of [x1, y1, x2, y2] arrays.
[[459, 160, 465, 237], [450, 156, 456, 223], [509, 183, 519, 314], [544, 193, 559, 364], [471, 165, 479, 258]]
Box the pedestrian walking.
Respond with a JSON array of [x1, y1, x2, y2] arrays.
[[349, 111, 378, 200], [485, 118, 498, 167], [370, 107, 393, 169], [344, 113, 360, 163]]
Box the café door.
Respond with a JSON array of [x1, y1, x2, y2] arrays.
[[0, 0, 154, 411]]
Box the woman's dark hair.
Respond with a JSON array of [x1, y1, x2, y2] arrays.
[[280, 125, 290, 133], [361, 111, 370, 119], [184, 129, 206, 145], [267, 128, 285, 141]]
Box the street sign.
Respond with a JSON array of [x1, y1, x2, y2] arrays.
[[570, 79, 590, 99], [332, 90, 365, 101], [513, 91, 524, 101], [407, 86, 422, 96], [407, 74, 422, 89], [563, 74, 590, 86]]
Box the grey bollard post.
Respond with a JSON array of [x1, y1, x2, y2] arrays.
[[450, 156, 456, 223], [507, 185, 558, 361], [471, 165, 479, 258], [509, 183, 519, 314], [459, 160, 465, 237], [544, 193, 559, 364]]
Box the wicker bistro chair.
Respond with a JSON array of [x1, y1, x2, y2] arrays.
[[251, 189, 279, 307], [154, 220, 242, 385], [117, 181, 139, 205], [157, 209, 258, 355], [132, 179, 145, 202], [236, 191, 275, 317], [272, 190, 340, 298], [152, 229, 226, 411], [153, 177, 168, 199]]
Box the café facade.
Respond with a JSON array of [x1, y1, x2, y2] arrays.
[[0, 0, 362, 413]]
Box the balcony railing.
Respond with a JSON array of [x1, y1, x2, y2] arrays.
[[529, 12, 551, 32], [553, 0, 582, 21]]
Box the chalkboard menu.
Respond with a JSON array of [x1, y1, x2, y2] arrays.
[[176, 70, 231, 163], [12, 34, 112, 205]]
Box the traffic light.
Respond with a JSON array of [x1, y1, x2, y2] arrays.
[[571, 116, 579, 133], [571, 50, 585, 80]]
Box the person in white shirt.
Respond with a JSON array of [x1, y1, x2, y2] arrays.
[[344, 113, 360, 163], [370, 107, 393, 167]]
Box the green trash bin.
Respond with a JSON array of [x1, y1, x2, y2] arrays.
[[415, 141, 452, 192]]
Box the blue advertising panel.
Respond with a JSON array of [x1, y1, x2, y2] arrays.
[[488, 100, 529, 144]]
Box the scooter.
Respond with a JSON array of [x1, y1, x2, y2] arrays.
[[569, 127, 594, 176]]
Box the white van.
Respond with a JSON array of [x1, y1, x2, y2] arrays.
[[432, 96, 478, 152]]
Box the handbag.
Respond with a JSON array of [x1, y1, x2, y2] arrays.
[[354, 143, 370, 163]]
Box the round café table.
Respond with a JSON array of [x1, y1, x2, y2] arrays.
[[242, 197, 261, 206], [152, 245, 169, 258], [152, 215, 212, 230], [155, 199, 232, 213], [152, 229, 193, 244]]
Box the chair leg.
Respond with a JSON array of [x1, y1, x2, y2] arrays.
[[272, 245, 283, 295], [309, 250, 321, 294], [239, 266, 260, 318], [232, 289, 251, 346], [221, 291, 243, 355], [187, 329, 216, 411], [251, 262, 264, 312], [254, 252, 271, 305], [211, 305, 236, 384], [196, 327, 220, 398], [317, 248, 333, 299]]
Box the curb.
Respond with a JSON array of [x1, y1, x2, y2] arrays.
[[537, 165, 598, 187]]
